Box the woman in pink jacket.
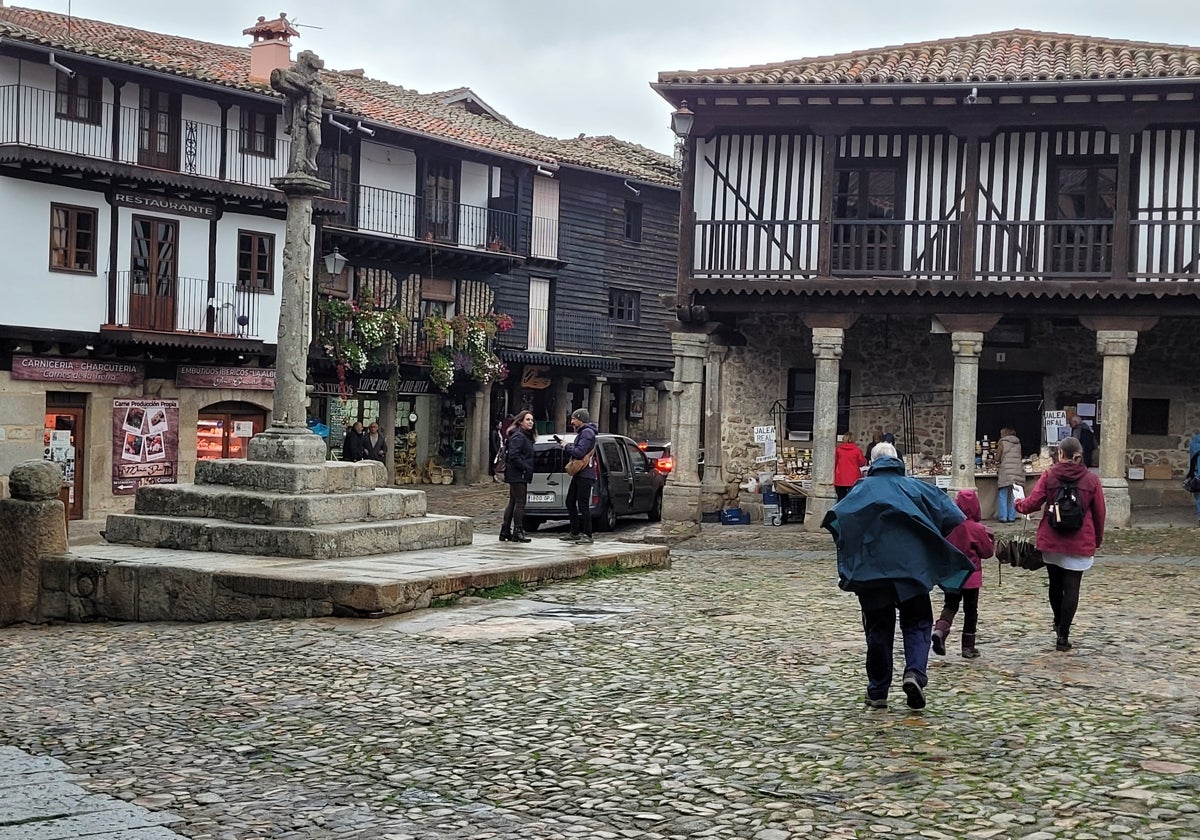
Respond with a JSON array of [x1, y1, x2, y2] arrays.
[[934, 489, 995, 658], [1014, 436, 1106, 651]]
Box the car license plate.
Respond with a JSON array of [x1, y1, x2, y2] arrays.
[[527, 493, 554, 503]]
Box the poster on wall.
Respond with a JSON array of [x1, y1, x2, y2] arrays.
[[112, 398, 180, 495], [628, 388, 645, 420]]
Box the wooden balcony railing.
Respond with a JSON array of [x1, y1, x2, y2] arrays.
[[107, 272, 261, 338], [0, 84, 289, 190], [694, 216, 1200, 282]]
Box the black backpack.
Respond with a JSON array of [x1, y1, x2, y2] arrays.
[[1047, 480, 1085, 532]]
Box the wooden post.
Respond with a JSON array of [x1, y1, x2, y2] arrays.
[[1111, 130, 1132, 281], [958, 133, 981, 282], [817, 135, 837, 276]]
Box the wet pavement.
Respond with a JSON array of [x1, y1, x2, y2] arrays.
[[4, 482, 1198, 839]]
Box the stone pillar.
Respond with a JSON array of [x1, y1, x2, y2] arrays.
[[662, 332, 707, 536], [0, 461, 68, 625], [588, 375, 607, 430], [949, 331, 985, 493], [552, 376, 570, 434], [700, 343, 729, 513], [469, 387, 491, 484], [804, 328, 844, 529], [1095, 329, 1138, 527]]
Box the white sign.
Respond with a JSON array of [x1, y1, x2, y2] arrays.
[[753, 425, 776, 443], [754, 454, 778, 463], [233, 421, 255, 437]]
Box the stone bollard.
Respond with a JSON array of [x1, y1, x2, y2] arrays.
[[0, 460, 68, 625]]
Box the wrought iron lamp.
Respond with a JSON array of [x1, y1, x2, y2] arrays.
[[670, 100, 695, 139], [322, 247, 347, 277]]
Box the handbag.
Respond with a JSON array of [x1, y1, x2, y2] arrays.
[[565, 448, 594, 477], [1183, 475, 1200, 494]]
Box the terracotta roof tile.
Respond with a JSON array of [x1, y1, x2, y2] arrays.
[[0, 6, 678, 187], [658, 29, 1200, 87]]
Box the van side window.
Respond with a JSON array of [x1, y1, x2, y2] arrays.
[[600, 440, 625, 475], [626, 441, 648, 473]]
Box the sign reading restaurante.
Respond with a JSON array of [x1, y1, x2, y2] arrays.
[[11, 355, 144, 385]]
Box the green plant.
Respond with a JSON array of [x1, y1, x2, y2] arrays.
[[317, 298, 410, 389], [478, 578, 525, 599], [423, 311, 515, 392]]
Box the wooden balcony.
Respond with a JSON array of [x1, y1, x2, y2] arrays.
[[104, 272, 263, 342]]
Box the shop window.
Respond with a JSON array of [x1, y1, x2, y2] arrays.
[[609, 289, 640, 323], [786, 368, 851, 434], [49, 203, 97, 274], [239, 107, 277, 156], [624, 200, 643, 242], [56, 72, 102, 124], [237, 230, 275, 292], [1131, 397, 1170, 436]]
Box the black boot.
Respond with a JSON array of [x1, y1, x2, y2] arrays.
[[961, 633, 979, 659], [499, 527, 512, 542], [1056, 626, 1072, 651], [512, 529, 531, 543]]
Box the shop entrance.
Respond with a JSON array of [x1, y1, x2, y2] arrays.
[[977, 371, 1044, 456], [326, 397, 382, 457], [44, 396, 85, 520], [197, 401, 268, 460]]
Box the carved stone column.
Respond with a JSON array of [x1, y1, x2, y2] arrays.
[[700, 342, 729, 513], [1095, 329, 1138, 527], [803, 327, 844, 530], [588, 375, 607, 430], [552, 376, 570, 435], [948, 331, 984, 492], [662, 332, 707, 536]]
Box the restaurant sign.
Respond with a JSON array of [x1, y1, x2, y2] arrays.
[[11, 355, 143, 385], [113, 190, 216, 219], [176, 365, 275, 390]]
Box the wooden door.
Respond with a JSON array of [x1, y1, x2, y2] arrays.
[[138, 87, 180, 170], [130, 216, 178, 332], [43, 408, 84, 520], [423, 160, 457, 242]]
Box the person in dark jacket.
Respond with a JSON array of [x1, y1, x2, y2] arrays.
[[560, 408, 598, 545], [933, 489, 995, 658], [364, 421, 387, 462], [500, 411, 536, 542], [1069, 413, 1096, 468], [1015, 435, 1106, 651], [822, 442, 973, 711], [341, 421, 367, 462]]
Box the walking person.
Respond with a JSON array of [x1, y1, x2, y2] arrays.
[[932, 489, 995, 658], [560, 408, 598, 545], [1014, 436, 1106, 651], [823, 443, 974, 711], [499, 411, 535, 543], [341, 421, 367, 462], [1069, 413, 1096, 468], [1187, 431, 1200, 526], [834, 431, 868, 500], [996, 426, 1023, 523], [365, 421, 387, 462]]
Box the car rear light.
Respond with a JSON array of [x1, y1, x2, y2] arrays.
[[638, 441, 648, 450], [654, 457, 674, 474]]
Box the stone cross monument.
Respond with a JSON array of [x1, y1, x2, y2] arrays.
[[247, 50, 337, 466]]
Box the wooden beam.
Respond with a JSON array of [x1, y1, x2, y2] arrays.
[[958, 134, 980, 281], [1111, 131, 1132, 281], [816, 136, 836, 276]]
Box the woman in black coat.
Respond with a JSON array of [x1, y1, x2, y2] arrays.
[[500, 411, 536, 542]]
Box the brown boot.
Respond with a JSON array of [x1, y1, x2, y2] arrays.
[[961, 633, 979, 659], [931, 608, 955, 656]]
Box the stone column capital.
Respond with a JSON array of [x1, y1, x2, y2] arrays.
[[950, 330, 984, 359], [672, 331, 710, 359], [591, 374, 608, 385], [1095, 329, 1139, 357], [811, 326, 844, 361]]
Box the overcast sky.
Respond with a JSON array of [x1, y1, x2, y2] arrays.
[[21, 0, 1200, 155]]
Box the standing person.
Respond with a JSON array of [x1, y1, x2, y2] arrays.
[[1187, 432, 1200, 525], [1014, 436, 1106, 651], [1069, 413, 1096, 468], [490, 417, 508, 482], [341, 421, 367, 462], [365, 421, 387, 462], [932, 489, 995, 659], [996, 426, 1024, 523], [834, 432, 868, 500], [500, 411, 535, 543], [865, 431, 883, 463], [822, 443, 974, 711], [560, 408, 598, 545]]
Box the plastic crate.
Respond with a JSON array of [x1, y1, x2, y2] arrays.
[[721, 508, 750, 525]]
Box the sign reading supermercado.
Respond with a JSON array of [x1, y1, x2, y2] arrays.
[[112, 191, 216, 219], [11, 355, 144, 385]]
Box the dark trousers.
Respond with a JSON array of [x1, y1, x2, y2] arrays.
[[502, 482, 526, 532], [566, 475, 595, 536], [835, 485, 851, 500], [1047, 564, 1084, 635], [941, 588, 979, 635], [859, 591, 933, 700]]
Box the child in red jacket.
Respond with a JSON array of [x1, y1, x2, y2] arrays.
[[933, 489, 995, 658]]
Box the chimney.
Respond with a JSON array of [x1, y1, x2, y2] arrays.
[[243, 12, 300, 84]]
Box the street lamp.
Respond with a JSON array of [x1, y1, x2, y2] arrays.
[[322, 247, 347, 277], [670, 100, 694, 140]]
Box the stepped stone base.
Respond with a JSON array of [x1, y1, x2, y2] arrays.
[[134, 484, 426, 526]]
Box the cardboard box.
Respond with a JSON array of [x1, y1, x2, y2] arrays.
[[1144, 464, 1173, 480]]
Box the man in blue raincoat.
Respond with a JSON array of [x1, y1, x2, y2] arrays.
[[822, 442, 973, 711]]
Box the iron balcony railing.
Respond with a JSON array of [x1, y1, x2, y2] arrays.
[[325, 181, 520, 254], [0, 85, 289, 190], [108, 272, 261, 339], [693, 216, 1200, 282]]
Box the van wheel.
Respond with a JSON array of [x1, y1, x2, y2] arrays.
[[522, 517, 541, 532], [647, 491, 663, 522], [595, 498, 618, 532]]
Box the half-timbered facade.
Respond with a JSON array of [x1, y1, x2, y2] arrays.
[[0, 6, 677, 518], [654, 30, 1200, 529]]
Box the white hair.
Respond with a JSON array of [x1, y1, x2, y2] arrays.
[[870, 442, 898, 463]]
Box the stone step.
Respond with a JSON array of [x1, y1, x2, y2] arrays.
[[133, 484, 426, 526], [104, 514, 473, 559], [195, 459, 387, 494]]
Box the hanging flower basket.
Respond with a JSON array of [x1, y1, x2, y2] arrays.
[[423, 311, 514, 392]]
